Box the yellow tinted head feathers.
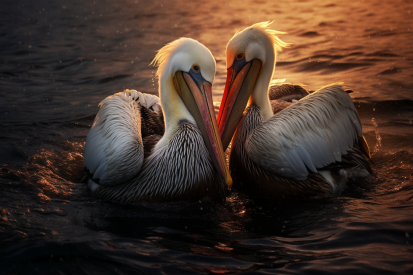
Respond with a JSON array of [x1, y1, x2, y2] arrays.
[[226, 21, 290, 68], [150, 38, 215, 83]]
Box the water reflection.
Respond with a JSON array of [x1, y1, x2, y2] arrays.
[[1, 0, 413, 274]]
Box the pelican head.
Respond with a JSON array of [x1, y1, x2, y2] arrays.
[[217, 22, 289, 150], [151, 38, 232, 190]]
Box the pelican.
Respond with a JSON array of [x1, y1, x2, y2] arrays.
[[217, 22, 372, 198], [83, 38, 232, 203]]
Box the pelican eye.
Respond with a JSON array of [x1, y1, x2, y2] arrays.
[[236, 52, 244, 60], [192, 63, 200, 73]]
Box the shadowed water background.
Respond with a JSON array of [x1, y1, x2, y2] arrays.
[[1, 0, 413, 274]]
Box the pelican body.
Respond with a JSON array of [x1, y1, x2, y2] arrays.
[[218, 22, 372, 198], [83, 38, 232, 203]]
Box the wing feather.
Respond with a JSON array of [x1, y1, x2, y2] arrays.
[[245, 84, 363, 180], [83, 90, 150, 186], [269, 83, 309, 101]]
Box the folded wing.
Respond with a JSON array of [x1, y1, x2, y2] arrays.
[[268, 83, 310, 114], [268, 83, 309, 102], [83, 90, 162, 186], [245, 84, 363, 180]]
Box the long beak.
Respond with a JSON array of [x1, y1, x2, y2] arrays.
[[174, 71, 232, 190], [217, 59, 262, 150]]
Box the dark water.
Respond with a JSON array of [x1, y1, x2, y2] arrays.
[[1, 0, 413, 273]]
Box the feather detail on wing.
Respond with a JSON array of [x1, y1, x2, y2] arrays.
[[127, 89, 162, 113], [268, 83, 309, 102], [92, 123, 225, 203], [245, 84, 363, 180], [268, 83, 310, 114], [83, 90, 148, 186]]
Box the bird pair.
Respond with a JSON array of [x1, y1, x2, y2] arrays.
[[83, 22, 372, 203]]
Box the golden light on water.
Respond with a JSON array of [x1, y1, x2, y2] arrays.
[[1, 0, 412, 272], [6, 142, 85, 206]]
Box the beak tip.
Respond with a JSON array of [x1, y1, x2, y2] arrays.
[[226, 176, 233, 190]]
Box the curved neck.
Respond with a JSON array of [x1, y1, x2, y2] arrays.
[[154, 72, 195, 151], [248, 48, 275, 121]]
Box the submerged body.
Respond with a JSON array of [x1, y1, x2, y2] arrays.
[[83, 38, 232, 203], [218, 22, 372, 198]]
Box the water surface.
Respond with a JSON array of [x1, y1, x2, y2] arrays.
[[1, 0, 413, 274]]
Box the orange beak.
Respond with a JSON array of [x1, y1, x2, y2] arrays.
[[174, 71, 232, 190], [217, 59, 262, 150]]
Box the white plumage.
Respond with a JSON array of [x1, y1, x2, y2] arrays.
[[246, 84, 361, 180], [83, 38, 230, 203], [218, 22, 372, 198], [84, 90, 152, 186]]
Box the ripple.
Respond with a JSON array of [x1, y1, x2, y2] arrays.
[[379, 67, 403, 75], [366, 51, 399, 57], [294, 61, 373, 73], [98, 74, 132, 84], [299, 31, 320, 37], [0, 0, 413, 273]]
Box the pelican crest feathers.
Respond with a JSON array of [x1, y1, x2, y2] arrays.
[[150, 38, 187, 78], [150, 38, 216, 83], [230, 21, 290, 53]]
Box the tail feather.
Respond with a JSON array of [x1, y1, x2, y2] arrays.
[[358, 135, 371, 159]]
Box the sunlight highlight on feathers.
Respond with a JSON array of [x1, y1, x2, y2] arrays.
[[231, 21, 290, 52], [150, 38, 188, 78], [246, 84, 363, 180], [250, 21, 290, 51]]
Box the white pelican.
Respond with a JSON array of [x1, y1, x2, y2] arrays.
[[217, 22, 372, 198], [83, 38, 232, 203]]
